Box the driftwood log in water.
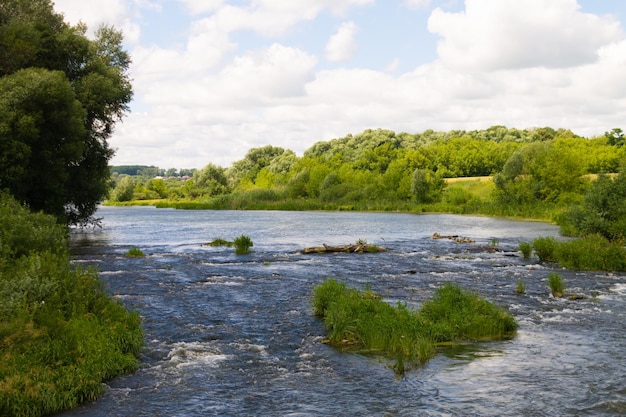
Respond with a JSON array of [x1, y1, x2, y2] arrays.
[[431, 232, 475, 243], [301, 243, 387, 254]]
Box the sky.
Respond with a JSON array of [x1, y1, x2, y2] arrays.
[[52, 0, 626, 169]]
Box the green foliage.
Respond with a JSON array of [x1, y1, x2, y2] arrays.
[[519, 242, 532, 259], [547, 273, 565, 297], [0, 1, 132, 224], [110, 175, 135, 202], [0, 193, 143, 416], [605, 128, 624, 147], [562, 171, 626, 241], [532, 237, 558, 263], [125, 247, 145, 257], [206, 238, 234, 247], [312, 279, 517, 374], [516, 280, 526, 295], [104, 126, 626, 231], [554, 235, 626, 271], [418, 282, 518, 341], [233, 235, 253, 254], [411, 168, 445, 203]]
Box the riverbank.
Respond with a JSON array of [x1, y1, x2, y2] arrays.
[[0, 194, 144, 417]]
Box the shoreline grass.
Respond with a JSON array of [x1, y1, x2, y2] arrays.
[[0, 193, 144, 416]]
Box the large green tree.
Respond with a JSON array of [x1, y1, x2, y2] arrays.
[[0, 0, 132, 224]]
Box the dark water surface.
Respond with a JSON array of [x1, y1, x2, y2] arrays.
[[61, 207, 626, 416]]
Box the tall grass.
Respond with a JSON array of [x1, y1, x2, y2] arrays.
[[0, 193, 143, 416], [531, 235, 626, 271], [312, 279, 517, 374], [233, 235, 253, 254], [547, 273, 565, 297]]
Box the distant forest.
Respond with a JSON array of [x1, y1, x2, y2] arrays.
[[109, 125, 624, 213]]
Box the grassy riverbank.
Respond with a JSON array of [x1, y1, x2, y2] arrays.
[[0, 194, 143, 417]]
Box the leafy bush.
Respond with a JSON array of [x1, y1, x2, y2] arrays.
[[519, 241, 532, 259], [562, 171, 626, 241], [532, 237, 558, 262], [312, 279, 517, 374], [554, 235, 626, 271], [234, 234, 253, 254]]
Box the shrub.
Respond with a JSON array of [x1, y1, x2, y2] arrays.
[[234, 235, 253, 254], [554, 235, 626, 271], [532, 237, 558, 262], [519, 241, 532, 259], [548, 273, 565, 297]]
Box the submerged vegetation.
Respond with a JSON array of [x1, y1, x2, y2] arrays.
[[0, 193, 143, 416], [312, 279, 517, 374]]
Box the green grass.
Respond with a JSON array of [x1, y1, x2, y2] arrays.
[[233, 234, 253, 254], [516, 280, 526, 295], [531, 235, 626, 271], [205, 238, 234, 247], [125, 247, 145, 257], [0, 193, 143, 416], [312, 279, 517, 374], [532, 237, 558, 263], [519, 241, 532, 259], [548, 273, 565, 297]]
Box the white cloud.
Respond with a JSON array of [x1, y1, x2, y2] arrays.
[[402, 0, 432, 10], [53, 0, 143, 44], [325, 21, 359, 62], [47, 1, 626, 170], [428, 0, 624, 71]]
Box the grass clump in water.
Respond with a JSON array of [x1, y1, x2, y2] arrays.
[[516, 280, 526, 294], [548, 273, 565, 297], [519, 241, 532, 259], [234, 234, 253, 254], [205, 238, 234, 247], [125, 247, 145, 257], [312, 279, 517, 374]]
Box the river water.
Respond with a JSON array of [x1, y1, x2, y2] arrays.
[[61, 207, 626, 416]]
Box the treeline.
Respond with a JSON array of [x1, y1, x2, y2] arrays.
[[109, 126, 625, 213]]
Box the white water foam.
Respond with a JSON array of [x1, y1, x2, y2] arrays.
[[164, 341, 230, 369]]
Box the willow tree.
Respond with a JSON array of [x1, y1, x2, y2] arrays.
[[0, 0, 132, 224]]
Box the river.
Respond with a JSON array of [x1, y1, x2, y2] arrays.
[[61, 206, 626, 416]]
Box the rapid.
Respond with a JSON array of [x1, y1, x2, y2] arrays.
[[61, 207, 626, 416]]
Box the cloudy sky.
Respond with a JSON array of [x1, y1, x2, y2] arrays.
[[52, 0, 626, 169]]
